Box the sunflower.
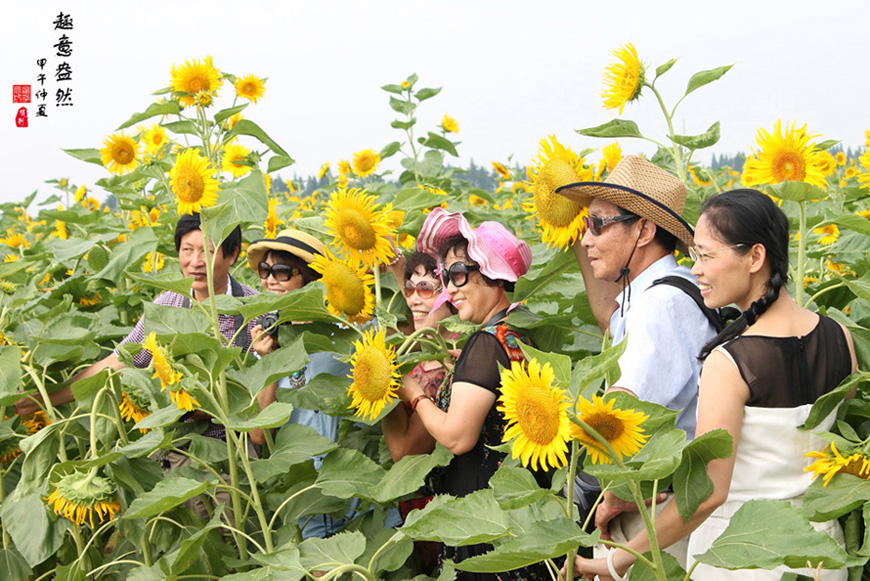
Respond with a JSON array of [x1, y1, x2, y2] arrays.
[[323, 187, 394, 267], [0, 281, 16, 295], [224, 112, 244, 130], [53, 220, 68, 240], [441, 114, 459, 133], [815, 151, 837, 177], [4, 254, 19, 263], [221, 140, 252, 177], [835, 152, 846, 166], [856, 209, 870, 221], [318, 162, 330, 180], [525, 136, 592, 249], [805, 442, 870, 486], [142, 251, 165, 273], [858, 151, 870, 189], [571, 395, 649, 464], [82, 197, 101, 212], [170, 57, 222, 108], [170, 148, 220, 215], [45, 471, 120, 527], [419, 184, 447, 196], [168, 389, 200, 412], [469, 194, 487, 207], [142, 333, 182, 388], [309, 249, 375, 325], [499, 359, 572, 471], [22, 411, 50, 434], [352, 149, 381, 178], [3, 233, 30, 249], [740, 120, 827, 187], [492, 161, 511, 180], [100, 133, 140, 176], [234, 74, 266, 104], [119, 390, 151, 431], [74, 185, 86, 202], [347, 327, 401, 420], [79, 292, 101, 307], [813, 224, 839, 245], [0, 438, 22, 464], [142, 125, 168, 155], [601, 142, 622, 173], [263, 198, 283, 238], [601, 43, 645, 115]]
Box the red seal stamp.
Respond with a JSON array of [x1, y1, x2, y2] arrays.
[[16, 107, 28, 127], [13, 85, 32, 103]]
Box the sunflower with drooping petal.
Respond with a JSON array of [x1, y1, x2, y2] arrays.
[[52, 220, 68, 240], [353, 149, 381, 177], [318, 162, 330, 180], [337, 159, 351, 176], [571, 395, 649, 464], [45, 471, 121, 527], [100, 133, 140, 176], [119, 390, 151, 432], [492, 161, 511, 180], [22, 411, 50, 434], [441, 114, 459, 133], [3, 233, 30, 249], [499, 359, 572, 471], [170, 148, 220, 215], [0, 438, 22, 464], [601, 142, 622, 172], [814, 224, 839, 245], [856, 209, 870, 221], [805, 442, 870, 486], [221, 140, 252, 178], [346, 327, 401, 420], [601, 43, 645, 115], [323, 188, 394, 267], [740, 120, 828, 188], [310, 249, 375, 325], [263, 198, 283, 238], [525, 136, 592, 249], [817, 151, 837, 177], [142, 124, 168, 155], [142, 333, 182, 388], [170, 57, 222, 108], [74, 185, 86, 202], [234, 74, 266, 103]]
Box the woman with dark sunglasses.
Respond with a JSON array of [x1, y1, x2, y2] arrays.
[[391, 209, 549, 581]]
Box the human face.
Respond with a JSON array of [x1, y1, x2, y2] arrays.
[[443, 248, 504, 324], [690, 214, 753, 309], [178, 229, 237, 300], [404, 267, 450, 330], [580, 199, 642, 282], [259, 253, 305, 295]]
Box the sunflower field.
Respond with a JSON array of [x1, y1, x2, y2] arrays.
[[1, 46, 870, 581]]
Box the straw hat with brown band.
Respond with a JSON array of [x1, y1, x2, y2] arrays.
[[555, 155, 694, 254], [246, 228, 325, 270]]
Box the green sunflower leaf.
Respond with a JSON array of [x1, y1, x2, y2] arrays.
[[420, 132, 459, 157], [228, 119, 289, 157], [250, 424, 337, 481], [815, 139, 840, 151], [414, 87, 442, 102], [62, 148, 102, 165], [669, 121, 721, 151], [399, 489, 511, 546], [267, 155, 295, 173], [124, 476, 214, 519], [214, 103, 248, 124], [577, 119, 643, 139], [655, 58, 679, 79], [684, 64, 734, 97], [116, 101, 183, 130], [380, 141, 402, 159], [672, 429, 733, 521]]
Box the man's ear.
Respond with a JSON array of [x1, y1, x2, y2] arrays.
[[636, 218, 657, 247]]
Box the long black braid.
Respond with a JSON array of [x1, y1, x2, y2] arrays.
[[698, 190, 790, 360]]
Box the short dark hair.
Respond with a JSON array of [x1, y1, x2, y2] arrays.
[[616, 207, 677, 253], [403, 251, 438, 282], [437, 234, 515, 293], [263, 249, 320, 285], [174, 213, 242, 259]]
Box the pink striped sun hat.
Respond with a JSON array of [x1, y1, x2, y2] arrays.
[[416, 208, 532, 282]]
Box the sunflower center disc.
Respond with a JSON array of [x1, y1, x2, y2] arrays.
[[114, 145, 134, 164], [585, 412, 625, 442], [772, 149, 806, 182], [353, 349, 391, 400], [516, 387, 560, 444], [338, 210, 377, 250], [177, 169, 205, 202], [325, 263, 365, 315]]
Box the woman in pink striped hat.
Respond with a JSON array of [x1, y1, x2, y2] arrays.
[[397, 208, 548, 580]]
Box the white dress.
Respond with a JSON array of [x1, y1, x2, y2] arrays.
[[686, 343, 848, 580]]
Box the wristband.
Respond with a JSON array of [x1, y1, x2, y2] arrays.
[[411, 394, 432, 413], [606, 550, 629, 581]]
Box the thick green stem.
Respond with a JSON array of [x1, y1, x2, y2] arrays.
[[319, 563, 377, 581], [230, 431, 274, 552], [647, 83, 687, 184], [267, 483, 318, 532], [626, 479, 667, 581], [796, 200, 807, 307]]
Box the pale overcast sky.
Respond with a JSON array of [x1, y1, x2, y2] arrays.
[[1, 0, 867, 206]]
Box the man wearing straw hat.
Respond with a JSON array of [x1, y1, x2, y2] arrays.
[[556, 155, 718, 568]]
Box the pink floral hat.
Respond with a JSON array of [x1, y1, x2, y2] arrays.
[[417, 208, 532, 282]]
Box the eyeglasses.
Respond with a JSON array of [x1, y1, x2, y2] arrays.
[[402, 280, 442, 299], [258, 261, 300, 282], [443, 262, 481, 288], [583, 213, 639, 236], [688, 244, 746, 263]]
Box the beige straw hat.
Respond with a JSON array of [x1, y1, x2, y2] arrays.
[[555, 155, 693, 252], [246, 228, 325, 270]]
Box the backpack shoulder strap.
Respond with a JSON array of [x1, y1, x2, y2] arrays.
[[651, 276, 725, 333]]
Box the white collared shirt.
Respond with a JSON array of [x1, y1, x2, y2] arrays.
[[608, 254, 717, 438]]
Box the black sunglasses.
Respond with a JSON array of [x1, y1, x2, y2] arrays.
[[443, 262, 480, 288], [583, 213, 639, 236], [258, 261, 300, 282], [403, 280, 441, 299]]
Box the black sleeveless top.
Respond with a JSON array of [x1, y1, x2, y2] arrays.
[[721, 315, 851, 408]]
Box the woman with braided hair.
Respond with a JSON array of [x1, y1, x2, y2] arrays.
[[569, 189, 857, 581]]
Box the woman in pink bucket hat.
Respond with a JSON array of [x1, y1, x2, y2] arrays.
[[397, 208, 549, 580]]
